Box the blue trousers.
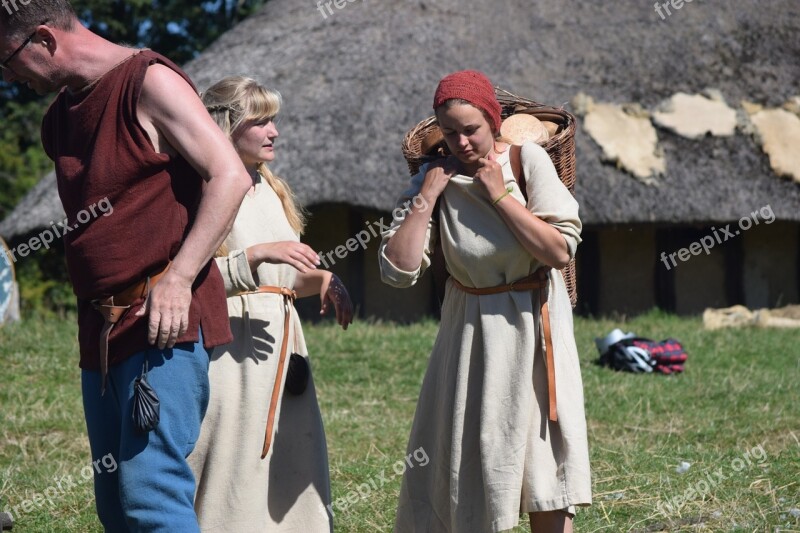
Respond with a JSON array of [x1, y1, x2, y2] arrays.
[[82, 336, 210, 532]]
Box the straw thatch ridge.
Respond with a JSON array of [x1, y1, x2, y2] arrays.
[[0, 170, 61, 240], [2, 0, 799, 240]]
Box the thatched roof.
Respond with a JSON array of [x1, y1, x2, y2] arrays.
[[0, 170, 61, 239], [2, 0, 799, 240]]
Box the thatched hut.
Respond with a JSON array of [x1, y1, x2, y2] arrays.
[[2, 0, 799, 319]]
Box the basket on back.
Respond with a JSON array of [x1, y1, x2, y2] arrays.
[[401, 87, 579, 308]]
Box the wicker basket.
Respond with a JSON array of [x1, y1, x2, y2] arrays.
[[400, 87, 579, 307]]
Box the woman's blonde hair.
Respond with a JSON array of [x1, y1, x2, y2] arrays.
[[202, 76, 307, 241]]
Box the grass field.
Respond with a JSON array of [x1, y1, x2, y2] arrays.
[[1, 311, 798, 532]]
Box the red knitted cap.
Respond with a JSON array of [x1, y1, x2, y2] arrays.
[[433, 70, 502, 133]]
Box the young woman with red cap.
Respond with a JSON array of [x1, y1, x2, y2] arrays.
[[380, 70, 591, 532]]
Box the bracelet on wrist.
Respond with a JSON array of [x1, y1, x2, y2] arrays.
[[492, 186, 514, 206]]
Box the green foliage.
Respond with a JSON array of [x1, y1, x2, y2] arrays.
[[0, 0, 269, 221], [72, 0, 268, 66], [12, 241, 73, 317], [0, 0, 268, 313], [0, 100, 51, 221]]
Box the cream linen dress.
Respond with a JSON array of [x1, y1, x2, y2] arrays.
[[188, 177, 333, 532], [380, 142, 592, 533]]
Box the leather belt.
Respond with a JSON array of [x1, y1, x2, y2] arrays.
[[235, 285, 298, 459], [90, 262, 171, 395], [451, 268, 558, 422]]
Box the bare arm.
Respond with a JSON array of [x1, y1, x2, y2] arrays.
[[493, 196, 571, 269], [383, 159, 456, 271], [135, 64, 252, 348], [474, 151, 571, 269], [218, 239, 351, 328], [245, 242, 320, 275], [294, 270, 353, 330], [293, 269, 329, 299]]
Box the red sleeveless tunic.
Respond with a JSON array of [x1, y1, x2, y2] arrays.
[[41, 50, 232, 370]]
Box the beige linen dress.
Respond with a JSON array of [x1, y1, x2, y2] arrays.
[[380, 142, 592, 533], [188, 178, 333, 532]]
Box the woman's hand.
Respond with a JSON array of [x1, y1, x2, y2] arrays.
[[382, 157, 455, 273], [247, 242, 320, 273], [419, 156, 458, 203], [320, 273, 353, 330], [473, 151, 508, 202]]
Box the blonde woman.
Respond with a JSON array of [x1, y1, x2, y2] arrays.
[[188, 76, 352, 532]]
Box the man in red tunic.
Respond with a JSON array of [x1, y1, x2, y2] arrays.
[[1, 1, 251, 530]]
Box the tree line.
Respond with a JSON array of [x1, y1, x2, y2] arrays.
[[0, 0, 268, 315], [0, 0, 268, 221]]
